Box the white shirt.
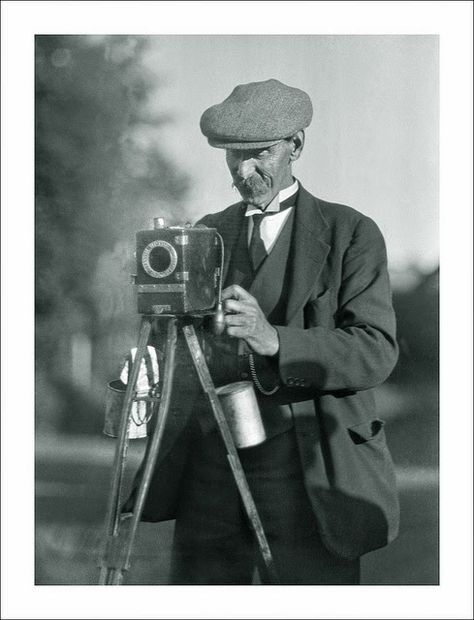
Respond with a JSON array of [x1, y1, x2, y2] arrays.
[[245, 179, 299, 253]]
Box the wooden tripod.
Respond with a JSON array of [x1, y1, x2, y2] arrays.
[[97, 314, 279, 585]]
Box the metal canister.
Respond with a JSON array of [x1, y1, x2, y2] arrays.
[[103, 380, 149, 440], [216, 381, 267, 449]]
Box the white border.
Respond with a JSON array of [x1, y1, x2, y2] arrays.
[[2, 2, 473, 619]]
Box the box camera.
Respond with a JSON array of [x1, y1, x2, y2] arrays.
[[135, 218, 222, 315]]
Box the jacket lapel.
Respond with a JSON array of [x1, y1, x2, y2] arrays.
[[285, 186, 331, 324]]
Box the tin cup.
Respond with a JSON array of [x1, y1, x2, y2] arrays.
[[216, 381, 267, 449], [103, 380, 151, 440]]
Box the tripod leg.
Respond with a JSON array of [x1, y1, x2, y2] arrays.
[[115, 316, 178, 577], [98, 316, 152, 585], [99, 316, 179, 585], [182, 324, 280, 585]]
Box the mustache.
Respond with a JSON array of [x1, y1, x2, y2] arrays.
[[232, 173, 269, 194]]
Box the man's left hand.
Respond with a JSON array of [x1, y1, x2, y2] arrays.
[[222, 284, 279, 356]]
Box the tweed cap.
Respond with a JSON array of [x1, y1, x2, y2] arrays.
[[200, 79, 313, 149]]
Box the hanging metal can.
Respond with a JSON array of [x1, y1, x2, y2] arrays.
[[103, 380, 157, 440], [216, 381, 267, 449]]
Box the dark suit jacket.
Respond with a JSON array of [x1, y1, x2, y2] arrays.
[[131, 184, 400, 561]]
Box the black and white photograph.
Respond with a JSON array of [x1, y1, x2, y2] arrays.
[[2, 2, 473, 619]]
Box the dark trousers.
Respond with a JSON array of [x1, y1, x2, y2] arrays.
[[169, 427, 360, 585]]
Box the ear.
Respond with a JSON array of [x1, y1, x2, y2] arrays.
[[288, 130, 305, 162]]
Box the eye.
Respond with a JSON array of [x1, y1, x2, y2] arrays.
[[253, 148, 270, 160]]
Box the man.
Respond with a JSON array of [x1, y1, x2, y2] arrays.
[[128, 79, 400, 585]]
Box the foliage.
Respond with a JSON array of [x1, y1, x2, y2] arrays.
[[35, 36, 188, 431], [36, 35, 187, 319]]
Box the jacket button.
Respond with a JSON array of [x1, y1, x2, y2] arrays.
[[241, 372, 249, 380]]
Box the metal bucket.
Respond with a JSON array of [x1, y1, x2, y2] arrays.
[[216, 381, 267, 449], [103, 380, 153, 440]]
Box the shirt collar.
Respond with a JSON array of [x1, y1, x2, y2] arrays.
[[245, 179, 299, 217]]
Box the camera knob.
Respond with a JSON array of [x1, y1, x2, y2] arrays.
[[153, 217, 166, 229], [212, 302, 226, 336]]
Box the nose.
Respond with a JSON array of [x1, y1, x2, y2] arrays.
[[226, 149, 259, 180], [234, 156, 256, 180], [226, 149, 255, 179]]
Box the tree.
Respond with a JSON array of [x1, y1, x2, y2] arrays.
[[35, 35, 188, 433]]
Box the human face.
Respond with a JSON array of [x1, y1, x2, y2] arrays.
[[225, 140, 294, 209]]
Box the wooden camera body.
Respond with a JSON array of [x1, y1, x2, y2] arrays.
[[135, 219, 221, 315]]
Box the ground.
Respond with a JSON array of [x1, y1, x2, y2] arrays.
[[35, 380, 438, 585]]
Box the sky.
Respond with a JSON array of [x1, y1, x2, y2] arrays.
[[136, 35, 439, 274]]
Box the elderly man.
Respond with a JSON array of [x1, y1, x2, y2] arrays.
[[128, 79, 400, 585]]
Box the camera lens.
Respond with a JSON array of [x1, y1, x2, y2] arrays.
[[141, 239, 178, 279], [149, 246, 171, 274]]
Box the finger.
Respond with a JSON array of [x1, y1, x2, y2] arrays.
[[221, 284, 255, 302], [223, 299, 255, 314], [224, 313, 250, 327], [226, 326, 249, 339]]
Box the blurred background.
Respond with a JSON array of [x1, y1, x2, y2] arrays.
[[35, 34, 438, 585]]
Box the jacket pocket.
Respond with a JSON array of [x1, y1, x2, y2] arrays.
[[347, 419, 385, 444]]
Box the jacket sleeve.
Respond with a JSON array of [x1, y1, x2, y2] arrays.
[[275, 216, 398, 392]]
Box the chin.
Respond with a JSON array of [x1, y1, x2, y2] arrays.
[[234, 181, 269, 204], [242, 192, 271, 208]]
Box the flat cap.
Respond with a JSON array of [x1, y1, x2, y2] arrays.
[[200, 79, 313, 149]]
